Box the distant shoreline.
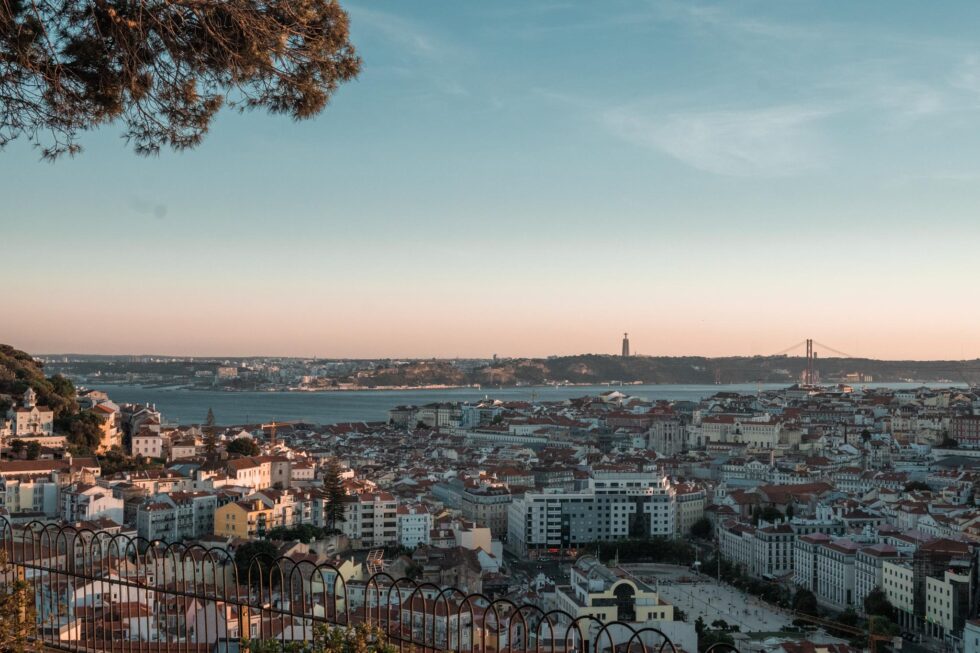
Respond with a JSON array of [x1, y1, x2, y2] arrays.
[[79, 379, 660, 393], [79, 379, 962, 394]]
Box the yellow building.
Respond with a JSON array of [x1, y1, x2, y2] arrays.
[[215, 499, 274, 538], [555, 556, 674, 624]]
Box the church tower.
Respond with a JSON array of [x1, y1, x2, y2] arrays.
[[23, 386, 37, 408]]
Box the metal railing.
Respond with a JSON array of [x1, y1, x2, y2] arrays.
[[0, 519, 738, 653]]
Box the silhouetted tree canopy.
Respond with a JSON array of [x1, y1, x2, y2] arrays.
[[792, 588, 819, 616], [690, 517, 713, 539], [1, 0, 360, 158], [227, 435, 260, 456]]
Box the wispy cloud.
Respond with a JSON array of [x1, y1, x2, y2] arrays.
[[602, 103, 833, 177], [346, 5, 444, 59]]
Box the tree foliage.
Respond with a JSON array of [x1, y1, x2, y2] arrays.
[[0, 0, 361, 158], [690, 517, 713, 540], [864, 587, 896, 621], [583, 538, 697, 565], [227, 436, 261, 457], [265, 523, 334, 542], [323, 457, 347, 529], [235, 539, 279, 587], [903, 481, 930, 493], [0, 344, 77, 416], [25, 441, 41, 459], [792, 588, 819, 616], [56, 410, 104, 451], [203, 407, 218, 458]]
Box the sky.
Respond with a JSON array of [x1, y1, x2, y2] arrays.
[[3, 1, 980, 360]]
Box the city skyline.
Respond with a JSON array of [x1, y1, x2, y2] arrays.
[[5, 1, 980, 358]]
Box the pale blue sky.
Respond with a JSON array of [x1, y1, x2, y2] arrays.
[[3, 1, 980, 358]]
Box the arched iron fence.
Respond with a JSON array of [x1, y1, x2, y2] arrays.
[[0, 518, 738, 653]]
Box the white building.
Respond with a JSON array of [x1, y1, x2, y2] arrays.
[[61, 483, 124, 524], [395, 504, 432, 549], [342, 492, 398, 549], [882, 559, 916, 632], [854, 543, 898, 615], [508, 472, 677, 557], [5, 388, 55, 437], [131, 430, 165, 459], [136, 491, 218, 543]]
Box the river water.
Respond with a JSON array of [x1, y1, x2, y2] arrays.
[[84, 382, 947, 426]]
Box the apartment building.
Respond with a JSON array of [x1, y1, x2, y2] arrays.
[[793, 532, 832, 593], [815, 538, 859, 610], [718, 520, 794, 579], [214, 499, 275, 538], [226, 457, 273, 490], [591, 471, 675, 538], [461, 484, 512, 539], [342, 492, 398, 549], [136, 491, 218, 543], [854, 543, 899, 615], [508, 473, 677, 558], [669, 481, 705, 536], [61, 483, 125, 524], [925, 566, 973, 643], [396, 503, 432, 549], [0, 475, 60, 517], [883, 559, 916, 632], [131, 430, 165, 459]]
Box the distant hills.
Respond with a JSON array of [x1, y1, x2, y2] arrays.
[[460, 354, 980, 387], [27, 346, 980, 388]]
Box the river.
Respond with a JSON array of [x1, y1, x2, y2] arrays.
[[83, 382, 950, 426]]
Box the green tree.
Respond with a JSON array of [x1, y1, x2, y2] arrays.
[[266, 524, 328, 543], [0, 345, 78, 417], [759, 505, 783, 522], [25, 441, 41, 460], [694, 616, 705, 637], [697, 630, 735, 653], [690, 517, 713, 540], [227, 436, 261, 457], [56, 411, 104, 451], [203, 407, 218, 459], [9, 439, 25, 456], [864, 587, 896, 621], [792, 588, 819, 616], [0, 0, 361, 159], [869, 614, 900, 638], [235, 540, 280, 587], [323, 457, 347, 531], [903, 481, 930, 493]]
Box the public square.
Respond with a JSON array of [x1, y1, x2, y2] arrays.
[[622, 564, 798, 634]]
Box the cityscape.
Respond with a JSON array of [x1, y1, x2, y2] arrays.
[[5, 2, 980, 653], [4, 341, 980, 653]]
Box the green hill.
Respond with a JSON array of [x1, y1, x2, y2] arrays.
[[0, 344, 77, 416]]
